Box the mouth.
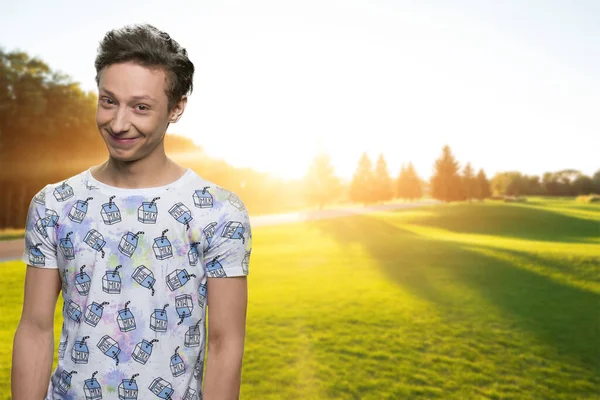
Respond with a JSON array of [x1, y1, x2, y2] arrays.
[[108, 131, 140, 144]]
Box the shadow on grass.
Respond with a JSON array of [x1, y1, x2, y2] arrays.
[[308, 214, 600, 374], [390, 202, 599, 244]]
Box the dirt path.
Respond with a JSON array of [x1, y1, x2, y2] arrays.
[[1, 200, 439, 262]]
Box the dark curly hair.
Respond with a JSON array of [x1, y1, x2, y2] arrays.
[[94, 23, 195, 110]]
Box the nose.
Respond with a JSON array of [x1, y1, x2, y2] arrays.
[[110, 107, 131, 134]]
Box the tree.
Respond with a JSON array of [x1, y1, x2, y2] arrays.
[[397, 162, 423, 201], [349, 152, 375, 205], [303, 152, 341, 209], [474, 169, 492, 201], [373, 153, 393, 203], [461, 162, 476, 202], [430, 145, 462, 202]]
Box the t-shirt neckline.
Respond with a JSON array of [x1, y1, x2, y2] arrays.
[[83, 167, 195, 194]]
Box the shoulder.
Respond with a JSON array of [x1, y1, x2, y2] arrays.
[[42, 170, 91, 202], [187, 173, 248, 214]]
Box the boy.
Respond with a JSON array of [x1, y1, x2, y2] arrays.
[[11, 23, 251, 400]]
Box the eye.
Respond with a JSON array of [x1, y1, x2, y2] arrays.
[[136, 104, 150, 112], [100, 97, 115, 106]]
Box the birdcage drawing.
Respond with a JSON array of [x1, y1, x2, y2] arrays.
[[69, 197, 93, 223], [66, 300, 82, 323], [175, 294, 193, 325], [227, 192, 245, 211], [185, 321, 202, 348], [55, 369, 77, 394], [221, 221, 245, 243], [138, 197, 160, 224], [183, 387, 199, 400], [169, 202, 193, 230], [71, 336, 90, 364], [119, 231, 144, 258], [148, 377, 174, 399], [75, 265, 91, 296], [197, 282, 207, 307], [132, 265, 156, 295], [166, 269, 196, 291], [132, 339, 159, 365], [103, 265, 122, 294], [242, 250, 251, 275], [187, 242, 201, 266], [203, 221, 217, 247], [150, 304, 169, 332], [84, 371, 103, 400], [117, 301, 136, 332], [85, 301, 109, 327], [101, 196, 122, 225], [206, 256, 225, 278], [97, 334, 121, 365], [170, 346, 185, 377], [118, 374, 139, 400], [59, 232, 75, 260], [29, 244, 45, 266], [153, 230, 173, 260], [84, 229, 106, 258], [193, 186, 213, 209], [53, 181, 74, 202]]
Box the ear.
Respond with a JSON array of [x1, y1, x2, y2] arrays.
[[169, 96, 188, 123]]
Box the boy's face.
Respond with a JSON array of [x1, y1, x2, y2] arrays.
[[96, 61, 186, 162]]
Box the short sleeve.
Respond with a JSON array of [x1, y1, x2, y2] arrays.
[[21, 186, 59, 269], [202, 190, 252, 278]]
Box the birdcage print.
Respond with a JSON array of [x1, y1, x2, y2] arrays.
[[103, 265, 122, 294], [193, 354, 204, 380], [169, 202, 193, 230], [97, 334, 121, 365], [170, 346, 185, 377], [119, 374, 139, 400], [150, 304, 169, 332], [138, 197, 160, 224], [75, 265, 91, 296], [119, 231, 144, 258], [153, 230, 173, 260], [201, 221, 217, 246], [54, 181, 74, 202], [206, 257, 226, 278], [101, 196, 122, 225], [69, 197, 93, 223], [148, 377, 174, 399], [193, 186, 213, 208], [132, 339, 159, 365], [188, 242, 201, 266], [117, 301, 136, 332], [84, 229, 106, 258], [227, 192, 245, 211], [59, 232, 75, 260], [197, 282, 207, 307], [221, 221, 245, 242], [85, 301, 109, 327], [185, 322, 201, 348], [66, 300, 82, 323], [183, 387, 199, 400], [242, 250, 251, 275], [84, 371, 103, 400], [33, 189, 46, 205], [132, 265, 156, 295], [175, 294, 193, 325], [29, 244, 45, 266], [58, 335, 68, 360], [55, 369, 78, 394], [71, 335, 90, 364], [166, 269, 196, 291]]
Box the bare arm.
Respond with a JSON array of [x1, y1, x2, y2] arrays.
[[203, 276, 248, 400], [12, 265, 61, 400]]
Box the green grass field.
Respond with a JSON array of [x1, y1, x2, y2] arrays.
[[1, 198, 599, 399]]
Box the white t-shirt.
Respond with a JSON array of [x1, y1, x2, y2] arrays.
[[22, 167, 252, 400]]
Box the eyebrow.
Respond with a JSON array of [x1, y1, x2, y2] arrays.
[[99, 88, 157, 102]]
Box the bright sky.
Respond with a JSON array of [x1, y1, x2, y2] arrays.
[[1, 0, 598, 181]]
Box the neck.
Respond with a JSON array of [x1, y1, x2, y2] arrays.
[[92, 145, 187, 189]]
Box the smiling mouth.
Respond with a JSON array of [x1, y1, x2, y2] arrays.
[[108, 131, 140, 142]]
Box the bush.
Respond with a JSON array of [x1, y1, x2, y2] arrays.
[[576, 194, 600, 203]]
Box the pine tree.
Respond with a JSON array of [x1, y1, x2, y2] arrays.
[[304, 152, 341, 209], [405, 162, 423, 201], [349, 152, 375, 205], [430, 145, 462, 202], [461, 162, 475, 202], [373, 154, 393, 203], [475, 169, 492, 201]]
